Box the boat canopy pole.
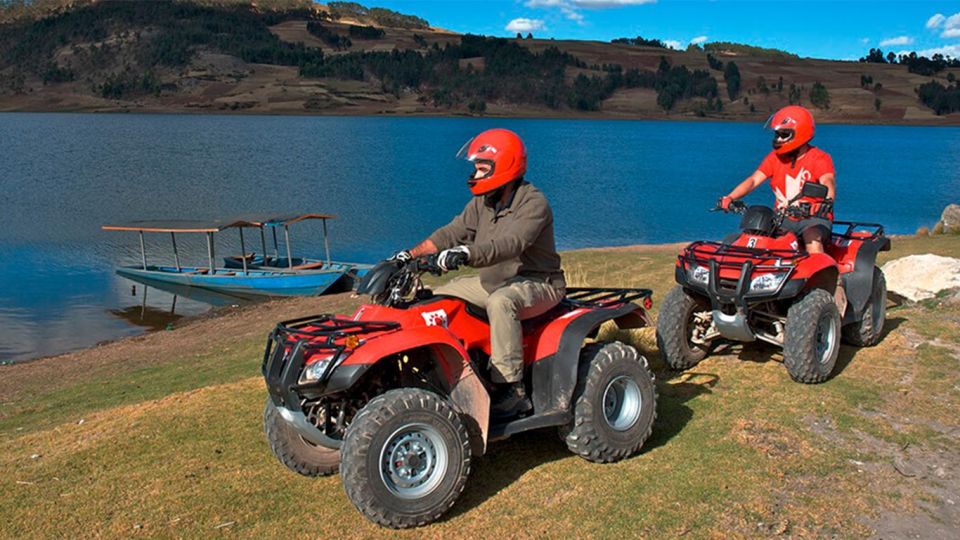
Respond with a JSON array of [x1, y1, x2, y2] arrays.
[[139, 231, 147, 270], [272, 227, 279, 259], [238, 228, 248, 274], [259, 226, 267, 262], [322, 218, 331, 266], [284, 225, 293, 269], [170, 232, 181, 271], [207, 232, 215, 275]]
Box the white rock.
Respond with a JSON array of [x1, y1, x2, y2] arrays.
[[881, 254, 960, 302], [940, 204, 960, 233]]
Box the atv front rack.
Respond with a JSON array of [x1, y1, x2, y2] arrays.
[[262, 315, 400, 409], [682, 240, 807, 271], [565, 287, 653, 309]]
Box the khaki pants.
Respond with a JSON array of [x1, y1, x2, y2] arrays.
[[434, 275, 565, 383]]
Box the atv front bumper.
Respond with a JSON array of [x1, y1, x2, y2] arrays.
[[261, 315, 395, 449]]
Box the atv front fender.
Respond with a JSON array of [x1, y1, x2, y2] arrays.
[[340, 327, 490, 455]]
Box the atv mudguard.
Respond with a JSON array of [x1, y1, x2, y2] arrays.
[[339, 327, 491, 455], [838, 234, 891, 325], [530, 303, 650, 414]]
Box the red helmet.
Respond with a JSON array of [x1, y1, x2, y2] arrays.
[[457, 128, 527, 196], [766, 105, 815, 155]]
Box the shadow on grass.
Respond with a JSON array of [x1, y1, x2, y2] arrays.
[[833, 316, 908, 377], [444, 371, 716, 520]]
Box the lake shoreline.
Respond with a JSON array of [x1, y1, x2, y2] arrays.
[[2, 105, 959, 127]]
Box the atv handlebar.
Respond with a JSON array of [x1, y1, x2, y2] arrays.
[[711, 200, 747, 214]]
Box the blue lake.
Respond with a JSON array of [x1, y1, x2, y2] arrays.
[[1, 113, 958, 362]]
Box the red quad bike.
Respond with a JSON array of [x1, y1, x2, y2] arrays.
[[261, 255, 658, 528], [657, 182, 890, 384]]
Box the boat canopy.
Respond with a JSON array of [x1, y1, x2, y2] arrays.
[[102, 213, 339, 273], [101, 214, 336, 233]]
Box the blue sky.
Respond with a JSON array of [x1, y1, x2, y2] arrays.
[[359, 1, 960, 60]]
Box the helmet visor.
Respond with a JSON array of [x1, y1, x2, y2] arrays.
[[456, 136, 496, 185]]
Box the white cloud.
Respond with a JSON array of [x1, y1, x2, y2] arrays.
[[926, 13, 946, 29], [860, 37, 870, 45], [663, 39, 681, 50], [879, 35, 913, 47], [943, 13, 960, 38], [505, 18, 546, 33], [524, 0, 655, 25], [689, 35, 708, 45], [901, 44, 960, 58]]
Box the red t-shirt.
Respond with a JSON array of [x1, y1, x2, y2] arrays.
[[758, 147, 834, 215]]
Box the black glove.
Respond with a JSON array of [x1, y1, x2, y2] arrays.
[[437, 246, 470, 272]]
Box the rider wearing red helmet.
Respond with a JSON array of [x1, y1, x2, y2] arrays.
[[719, 105, 836, 254], [395, 128, 566, 418]]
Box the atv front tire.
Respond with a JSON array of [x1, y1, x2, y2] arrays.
[[657, 285, 712, 370], [562, 342, 657, 463], [842, 268, 886, 347], [784, 289, 842, 384], [340, 389, 471, 529], [263, 398, 340, 477]]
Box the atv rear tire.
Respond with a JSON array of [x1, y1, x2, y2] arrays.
[[562, 342, 657, 463], [340, 389, 471, 529], [842, 268, 886, 347], [657, 285, 712, 370], [263, 398, 340, 477], [784, 289, 842, 384]]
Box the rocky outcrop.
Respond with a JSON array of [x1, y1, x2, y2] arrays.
[[882, 254, 960, 302], [939, 204, 960, 234]]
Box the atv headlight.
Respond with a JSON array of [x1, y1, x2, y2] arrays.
[[749, 272, 788, 293], [299, 353, 338, 384], [688, 265, 710, 286]]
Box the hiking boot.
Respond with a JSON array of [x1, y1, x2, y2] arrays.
[[491, 382, 532, 419]]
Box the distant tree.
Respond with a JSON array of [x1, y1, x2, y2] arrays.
[[947, 72, 956, 83], [809, 81, 830, 109], [916, 80, 960, 115], [886, 51, 897, 64], [859, 48, 886, 63], [873, 82, 882, 92], [516, 32, 522, 39], [706, 53, 724, 70], [756, 76, 769, 95], [468, 98, 486, 114], [777, 76, 784, 93], [788, 82, 802, 104], [724, 60, 741, 100], [874, 97, 881, 111], [526, 32, 533, 40], [611, 35, 667, 48]]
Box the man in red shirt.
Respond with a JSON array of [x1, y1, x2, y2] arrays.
[[719, 105, 836, 254]]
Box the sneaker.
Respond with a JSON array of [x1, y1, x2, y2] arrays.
[[491, 382, 533, 419]]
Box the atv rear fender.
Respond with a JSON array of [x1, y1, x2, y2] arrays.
[[530, 303, 649, 414], [830, 223, 891, 324]]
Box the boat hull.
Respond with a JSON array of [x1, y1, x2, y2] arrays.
[[116, 265, 354, 298]]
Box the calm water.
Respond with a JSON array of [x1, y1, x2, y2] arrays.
[[1, 113, 958, 362]]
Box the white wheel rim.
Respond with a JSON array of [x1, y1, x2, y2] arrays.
[[602, 375, 642, 431], [379, 423, 448, 499]]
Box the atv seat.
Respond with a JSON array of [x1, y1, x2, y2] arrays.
[[465, 301, 575, 332]]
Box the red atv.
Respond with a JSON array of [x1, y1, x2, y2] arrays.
[[657, 182, 890, 383], [262, 256, 657, 528]]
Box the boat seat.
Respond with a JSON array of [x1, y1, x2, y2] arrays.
[[185, 268, 210, 275], [288, 262, 325, 271], [229, 253, 256, 262]]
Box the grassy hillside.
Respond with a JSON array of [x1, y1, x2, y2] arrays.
[[2, 235, 959, 538], [0, 0, 958, 123]]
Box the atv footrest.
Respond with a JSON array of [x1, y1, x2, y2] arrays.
[[488, 410, 572, 441], [565, 287, 653, 309]]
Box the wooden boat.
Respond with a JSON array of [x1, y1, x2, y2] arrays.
[[102, 214, 371, 298]]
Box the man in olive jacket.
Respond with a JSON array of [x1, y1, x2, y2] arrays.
[[393, 129, 565, 418]]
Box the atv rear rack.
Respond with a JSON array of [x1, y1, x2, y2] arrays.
[[565, 287, 653, 309], [831, 221, 885, 241]]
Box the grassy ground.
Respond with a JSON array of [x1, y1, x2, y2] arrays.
[[2, 236, 959, 538]]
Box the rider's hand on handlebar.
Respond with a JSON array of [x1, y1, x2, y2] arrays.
[[388, 250, 413, 264], [437, 246, 470, 272], [718, 196, 733, 212]]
